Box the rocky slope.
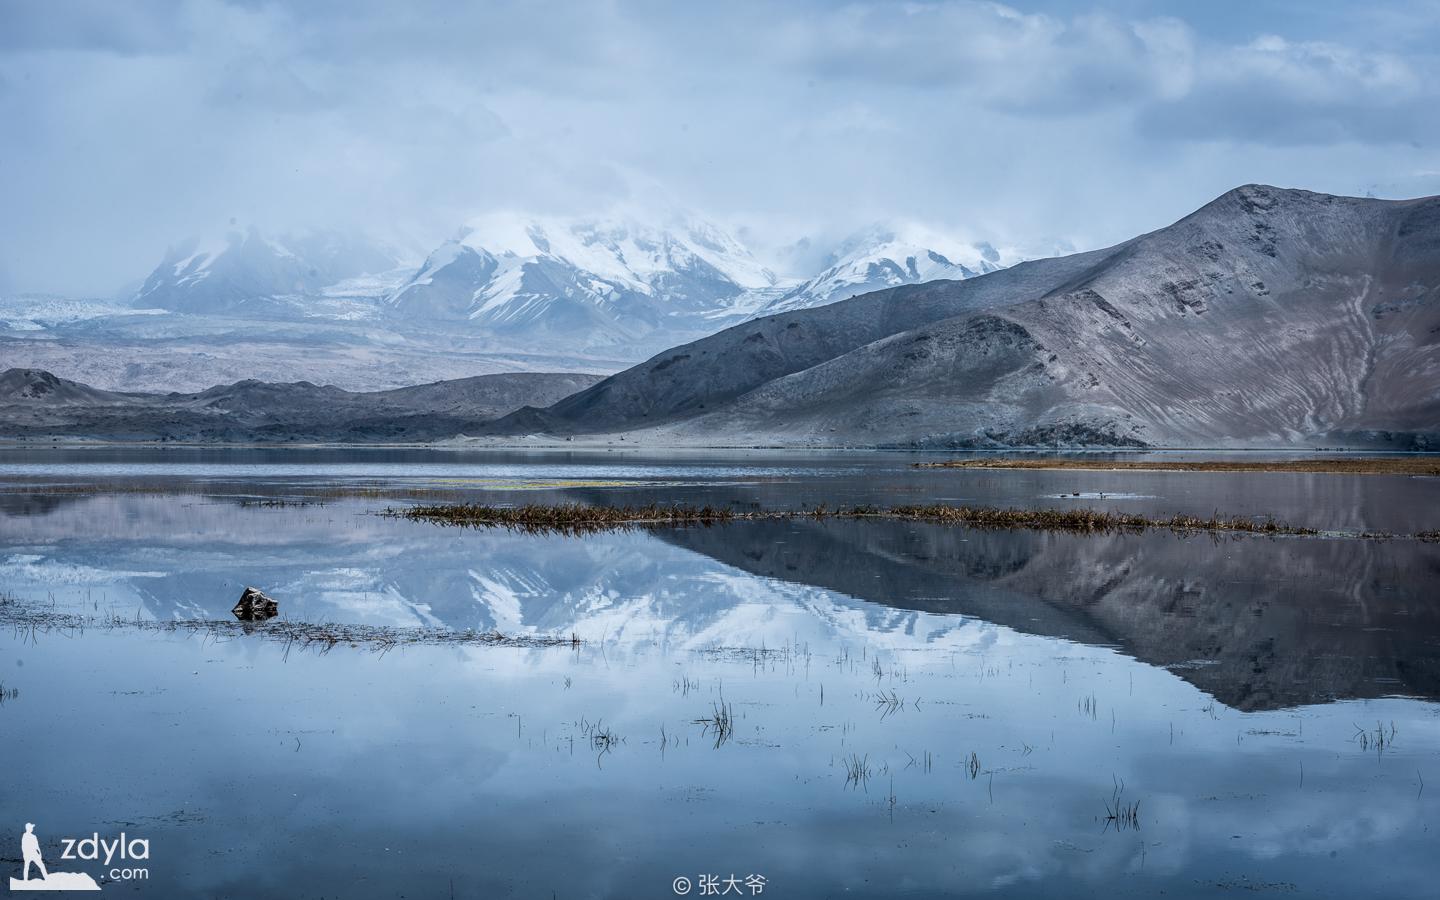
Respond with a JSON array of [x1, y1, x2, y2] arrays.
[[490, 186, 1440, 449], [0, 368, 601, 442]]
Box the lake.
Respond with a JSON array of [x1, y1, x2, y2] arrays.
[[1, 449, 1436, 898]]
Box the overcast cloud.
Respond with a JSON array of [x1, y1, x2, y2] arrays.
[[2, 0, 1438, 295]]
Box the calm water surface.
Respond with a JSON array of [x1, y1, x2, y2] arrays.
[[0, 450, 1436, 898], [3, 446, 1438, 531]]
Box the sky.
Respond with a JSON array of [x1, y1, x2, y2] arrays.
[[2, 0, 1438, 296]]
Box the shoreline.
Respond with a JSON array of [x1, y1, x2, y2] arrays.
[[916, 457, 1440, 475], [1, 439, 1437, 456], [0, 596, 581, 652]]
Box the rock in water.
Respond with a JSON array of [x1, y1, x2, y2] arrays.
[[232, 586, 279, 621]]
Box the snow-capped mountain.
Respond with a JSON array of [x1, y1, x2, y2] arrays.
[[385, 213, 781, 347], [134, 227, 407, 315], [383, 214, 1014, 349], [750, 225, 1009, 318], [116, 215, 1013, 357]]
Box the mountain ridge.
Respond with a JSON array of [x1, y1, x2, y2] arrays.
[[0, 368, 602, 443], [124, 215, 1014, 356], [14, 184, 1438, 448], [483, 185, 1440, 449]]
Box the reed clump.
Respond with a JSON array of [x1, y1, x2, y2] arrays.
[[693, 701, 735, 748], [394, 502, 738, 534], [842, 753, 873, 789], [1102, 776, 1141, 833], [879, 504, 1316, 535], [390, 501, 1320, 537]]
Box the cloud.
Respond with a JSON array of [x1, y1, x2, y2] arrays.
[[781, 2, 1437, 144], [1141, 35, 1440, 145], [0, 0, 1435, 296], [779, 3, 1196, 113], [0, 0, 188, 55]]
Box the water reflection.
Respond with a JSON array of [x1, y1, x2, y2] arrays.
[[1, 486, 1436, 898], [3, 493, 1437, 708], [659, 520, 1440, 710], [3, 446, 1439, 533]]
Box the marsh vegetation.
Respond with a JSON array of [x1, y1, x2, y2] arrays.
[[390, 501, 1333, 537]]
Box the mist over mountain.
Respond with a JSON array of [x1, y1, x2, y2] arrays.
[[753, 226, 1007, 317], [1, 213, 1016, 392], [135, 227, 412, 316], [384, 214, 782, 348], [117, 214, 1015, 351], [0, 212, 1020, 395]]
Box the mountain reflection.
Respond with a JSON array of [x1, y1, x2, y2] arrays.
[[2, 493, 1436, 711], [658, 520, 1440, 710]]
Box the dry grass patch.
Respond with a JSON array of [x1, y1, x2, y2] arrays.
[[390, 501, 1320, 537]]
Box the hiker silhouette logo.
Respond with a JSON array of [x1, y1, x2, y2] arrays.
[[10, 824, 101, 892]]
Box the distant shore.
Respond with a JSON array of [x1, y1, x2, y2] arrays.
[[915, 457, 1440, 475], [3, 438, 1438, 455]]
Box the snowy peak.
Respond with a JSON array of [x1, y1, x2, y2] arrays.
[[753, 225, 1011, 317], [385, 213, 1012, 347], [135, 227, 405, 315], [390, 241, 502, 319], [457, 213, 778, 293], [386, 213, 781, 345], [130, 213, 1011, 354]]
